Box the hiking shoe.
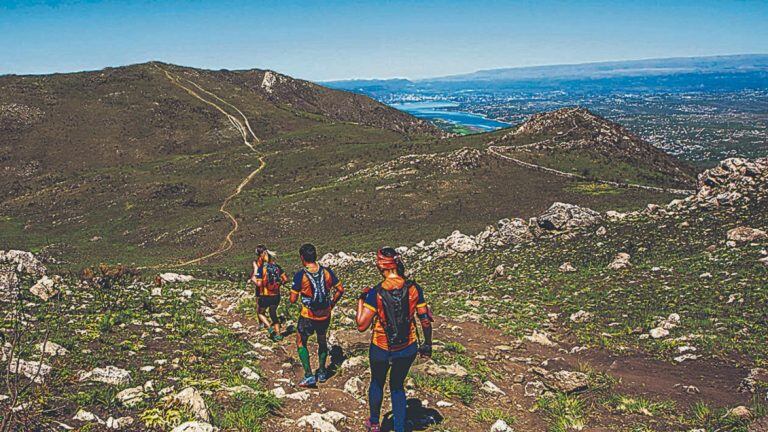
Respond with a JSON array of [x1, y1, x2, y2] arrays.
[[298, 375, 317, 388], [364, 419, 381, 432], [272, 334, 284, 342], [315, 368, 330, 383]]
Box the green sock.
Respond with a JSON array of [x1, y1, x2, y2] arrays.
[[318, 349, 328, 371], [297, 346, 312, 377]]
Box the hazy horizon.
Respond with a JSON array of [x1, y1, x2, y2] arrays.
[[2, 0, 768, 81]]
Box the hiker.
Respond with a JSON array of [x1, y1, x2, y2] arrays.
[[290, 243, 344, 387], [356, 247, 433, 432], [249, 245, 288, 341]]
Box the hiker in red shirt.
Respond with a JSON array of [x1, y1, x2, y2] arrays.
[[249, 245, 288, 341], [356, 247, 433, 432], [290, 243, 344, 387]]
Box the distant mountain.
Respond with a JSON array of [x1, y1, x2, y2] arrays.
[[325, 54, 768, 95], [427, 54, 768, 82]]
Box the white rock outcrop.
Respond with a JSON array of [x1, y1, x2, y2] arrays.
[[79, 366, 131, 386]]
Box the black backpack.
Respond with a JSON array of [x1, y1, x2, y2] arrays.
[[304, 267, 331, 311], [376, 281, 415, 349], [263, 262, 283, 295]]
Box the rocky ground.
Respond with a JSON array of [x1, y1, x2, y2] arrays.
[[1, 157, 767, 431]]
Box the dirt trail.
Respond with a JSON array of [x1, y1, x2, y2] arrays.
[[209, 291, 750, 432], [152, 65, 266, 267]]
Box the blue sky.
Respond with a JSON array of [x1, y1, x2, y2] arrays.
[[1, 0, 767, 80]]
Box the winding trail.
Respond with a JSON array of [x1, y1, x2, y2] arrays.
[[154, 65, 265, 267]]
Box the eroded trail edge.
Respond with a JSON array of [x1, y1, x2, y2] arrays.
[[155, 65, 265, 267]]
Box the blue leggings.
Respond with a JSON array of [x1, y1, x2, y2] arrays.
[[368, 343, 417, 432]]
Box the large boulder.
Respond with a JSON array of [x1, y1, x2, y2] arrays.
[[0, 250, 47, 276], [698, 158, 766, 189], [79, 366, 131, 386], [7, 358, 51, 384], [115, 386, 146, 407], [537, 202, 601, 231], [443, 231, 481, 253], [36, 341, 68, 357], [727, 227, 767, 243], [173, 387, 210, 422], [1, 250, 46, 300], [411, 360, 468, 378], [547, 370, 589, 393], [319, 252, 371, 268], [171, 422, 218, 432], [495, 218, 534, 244], [159, 273, 194, 284], [296, 411, 346, 432], [29, 275, 60, 301], [607, 252, 631, 270]]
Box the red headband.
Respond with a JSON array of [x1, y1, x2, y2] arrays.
[[376, 249, 400, 270]]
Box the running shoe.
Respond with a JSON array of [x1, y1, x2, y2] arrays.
[[298, 375, 317, 388], [315, 368, 330, 383], [364, 419, 381, 432]]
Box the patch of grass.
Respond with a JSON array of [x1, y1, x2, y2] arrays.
[[215, 392, 281, 432], [536, 392, 588, 432], [606, 394, 676, 417], [577, 363, 618, 392], [139, 401, 195, 431], [412, 373, 476, 405], [686, 398, 767, 432], [474, 407, 516, 426], [566, 182, 621, 196]]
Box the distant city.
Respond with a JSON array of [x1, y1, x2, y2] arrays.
[[327, 55, 768, 166]]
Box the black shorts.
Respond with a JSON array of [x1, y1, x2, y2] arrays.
[[297, 316, 330, 339], [257, 295, 280, 308]]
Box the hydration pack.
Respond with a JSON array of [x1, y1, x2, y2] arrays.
[[376, 281, 414, 350], [263, 262, 283, 295], [303, 267, 331, 311]]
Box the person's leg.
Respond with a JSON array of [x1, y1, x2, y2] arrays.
[[367, 345, 390, 427], [256, 302, 272, 330], [316, 318, 330, 373], [389, 348, 417, 432], [296, 318, 313, 378], [269, 304, 281, 338]]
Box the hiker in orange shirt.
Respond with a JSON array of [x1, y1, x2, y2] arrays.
[[249, 245, 288, 341], [356, 247, 433, 432], [290, 243, 344, 387]]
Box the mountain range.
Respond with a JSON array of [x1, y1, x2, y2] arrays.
[[326, 54, 768, 94]]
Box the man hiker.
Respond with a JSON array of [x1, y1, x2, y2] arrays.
[[249, 245, 288, 341], [290, 243, 344, 387], [356, 247, 433, 432]]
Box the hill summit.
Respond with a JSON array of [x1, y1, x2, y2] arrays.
[[488, 107, 695, 189]]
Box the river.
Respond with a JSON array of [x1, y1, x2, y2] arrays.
[[388, 101, 510, 132]]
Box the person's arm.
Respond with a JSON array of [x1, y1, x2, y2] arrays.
[[249, 261, 262, 287], [356, 287, 376, 331], [328, 268, 344, 307], [415, 284, 433, 357], [289, 271, 302, 304]]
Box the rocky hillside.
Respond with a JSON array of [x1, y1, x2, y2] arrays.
[[1, 157, 766, 431], [486, 107, 696, 189]]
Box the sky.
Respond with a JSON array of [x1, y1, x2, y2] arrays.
[[1, 0, 767, 81]]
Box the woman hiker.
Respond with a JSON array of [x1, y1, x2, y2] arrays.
[[356, 247, 434, 432], [249, 244, 289, 341]]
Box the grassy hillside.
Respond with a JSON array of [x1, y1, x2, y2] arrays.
[[1, 64, 695, 272], [3, 159, 765, 432]]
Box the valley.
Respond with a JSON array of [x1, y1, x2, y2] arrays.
[[1, 62, 767, 432]]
